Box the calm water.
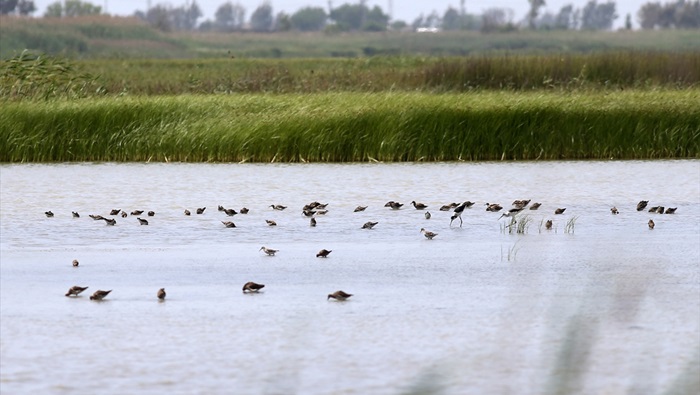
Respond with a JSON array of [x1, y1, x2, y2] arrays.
[[1, 161, 699, 395]]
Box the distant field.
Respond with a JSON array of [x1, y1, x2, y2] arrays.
[[2, 15, 700, 59], [2, 91, 698, 162]]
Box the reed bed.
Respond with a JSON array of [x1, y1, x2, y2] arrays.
[[2, 91, 698, 162]]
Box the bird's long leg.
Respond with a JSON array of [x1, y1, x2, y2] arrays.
[[459, 215, 463, 228]]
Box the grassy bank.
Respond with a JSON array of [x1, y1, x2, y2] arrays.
[[2, 91, 698, 162]]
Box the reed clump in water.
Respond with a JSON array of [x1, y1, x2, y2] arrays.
[[1, 91, 699, 162]]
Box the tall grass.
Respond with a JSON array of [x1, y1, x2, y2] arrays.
[[2, 91, 698, 162]]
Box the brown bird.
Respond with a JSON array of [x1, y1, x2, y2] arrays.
[[327, 290, 353, 301], [242, 282, 265, 293], [240, 207, 250, 214], [110, 209, 121, 216], [310, 217, 317, 227], [65, 285, 88, 297], [554, 208, 566, 215], [270, 205, 287, 211], [131, 210, 144, 216], [72, 211, 80, 218], [259, 246, 278, 256], [411, 201, 428, 210], [137, 218, 149, 225], [384, 201, 403, 210], [184, 209, 191, 216], [420, 228, 438, 240], [196, 207, 206, 214], [266, 220, 277, 226], [316, 210, 328, 215], [665, 207, 677, 214], [439, 203, 458, 211], [103, 218, 116, 226], [157, 288, 166, 300], [89, 214, 105, 220], [545, 219, 553, 230], [121, 212, 127, 218], [513, 199, 531, 208], [648, 206, 659, 213], [72, 259, 79, 267], [425, 211, 431, 219], [485, 203, 503, 212], [224, 208, 238, 216], [89, 289, 112, 301], [648, 219, 655, 229], [222, 221, 236, 228], [316, 249, 332, 258], [302, 209, 317, 217], [147, 211, 155, 217], [362, 221, 378, 229], [354, 206, 368, 212], [637, 200, 649, 211], [218, 205, 226, 212], [611, 207, 619, 214], [529, 202, 542, 210], [45, 211, 54, 217]]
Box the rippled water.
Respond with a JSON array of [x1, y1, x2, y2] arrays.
[[1, 161, 699, 394]]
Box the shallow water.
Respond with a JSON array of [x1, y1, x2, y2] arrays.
[[1, 161, 699, 394]]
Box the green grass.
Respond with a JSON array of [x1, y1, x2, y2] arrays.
[[2, 91, 698, 162]]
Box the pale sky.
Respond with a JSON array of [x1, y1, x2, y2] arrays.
[[32, 1, 647, 28]]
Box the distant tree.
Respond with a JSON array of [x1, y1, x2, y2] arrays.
[[528, 0, 546, 29], [145, 4, 172, 31], [44, 1, 62, 17], [425, 10, 441, 28], [411, 14, 425, 29], [554, 4, 576, 29], [250, 2, 273, 32], [0, 0, 18, 14], [390, 19, 407, 30], [363, 5, 389, 31], [330, 3, 364, 30], [580, 0, 618, 30], [214, 1, 246, 31], [481, 7, 515, 32], [442, 6, 461, 30], [274, 11, 291, 31], [638, 2, 662, 29], [638, 1, 700, 29], [290, 6, 326, 31], [17, 0, 34, 15], [169, 1, 201, 30], [675, 1, 700, 28], [625, 12, 632, 29]]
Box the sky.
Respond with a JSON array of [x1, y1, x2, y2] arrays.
[[32, 1, 648, 28]]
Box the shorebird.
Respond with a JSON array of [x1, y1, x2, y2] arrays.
[[196, 207, 206, 214], [327, 290, 353, 301], [354, 206, 367, 212], [103, 218, 116, 226], [425, 211, 431, 219], [362, 221, 378, 229], [450, 201, 471, 227], [420, 228, 438, 240], [89, 214, 105, 220], [529, 202, 542, 210], [315, 203, 329, 209], [65, 285, 88, 297], [270, 205, 287, 211], [498, 209, 522, 220], [648, 219, 655, 229], [224, 208, 238, 216], [260, 246, 278, 256], [72, 259, 79, 267], [110, 209, 121, 216], [45, 211, 54, 218], [218, 205, 225, 211], [611, 207, 619, 214], [637, 200, 649, 211], [147, 211, 155, 217], [316, 249, 332, 258], [384, 201, 403, 210], [72, 211, 80, 218], [137, 218, 149, 225], [157, 288, 166, 300], [439, 203, 458, 211], [266, 220, 277, 226], [310, 217, 317, 227], [411, 201, 428, 210], [131, 210, 144, 216], [656, 206, 665, 214], [242, 282, 265, 293], [665, 207, 677, 214], [554, 208, 566, 215], [240, 207, 250, 214], [485, 203, 503, 212], [512, 199, 531, 209], [121, 212, 127, 218], [648, 206, 659, 213], [545, 219, 553, 230], [316, 210, 328, 215], [89, 289, 112, 300], [222, 221, 236, 228], [302, 210, 316, 217], [184, 209, 191, 216]]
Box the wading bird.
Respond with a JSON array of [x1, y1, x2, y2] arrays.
[[411, 201, 428, 210], [222, 221, 236, 228], [316, 249, 332, 258], [327, 290, 353, 301], [648, 219, 655, 229], [637, 200, 649, 211], [554, 208, 566, 215], [362, 221, 378, 229], [354, 206, 367, 212], [137, 218, 149, 225], [90, 290, 112, 301], [157, 288, 166, 300], [242, 282, 265, 293], [420, 228, 438, 240], [65, 286, 88, 297], [259, 246, 278, 256]]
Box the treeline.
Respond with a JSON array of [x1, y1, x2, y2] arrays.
[[2, 0, 700, 33]]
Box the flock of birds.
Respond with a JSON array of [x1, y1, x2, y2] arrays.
[[54, 198, 674, 303]]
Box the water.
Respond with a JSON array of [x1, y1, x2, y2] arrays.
[[1, 161, 699, 394]]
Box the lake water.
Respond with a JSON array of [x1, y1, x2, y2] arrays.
[[1, 161, 699, 395]]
